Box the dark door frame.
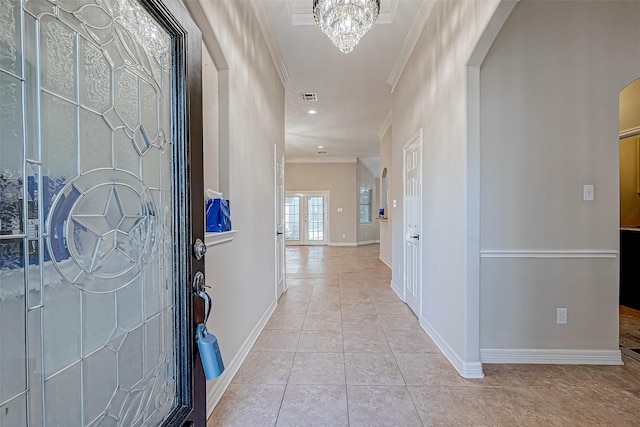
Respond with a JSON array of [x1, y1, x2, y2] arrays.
[[141, 0, 205, 425]]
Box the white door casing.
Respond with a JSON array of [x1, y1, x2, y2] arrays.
[[284, 192, 329, 246], [403, 129, 423, 317]]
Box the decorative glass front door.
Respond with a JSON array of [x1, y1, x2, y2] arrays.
[[0, 0, 203, 425]]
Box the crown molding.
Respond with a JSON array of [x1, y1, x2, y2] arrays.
[[249, 0, 290, 85], [387, 0, 436, 92], [377, 109, 392, 139], [286, 156, 357, 164]]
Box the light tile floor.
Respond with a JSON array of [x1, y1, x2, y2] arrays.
[[208, 245, 640, 426]]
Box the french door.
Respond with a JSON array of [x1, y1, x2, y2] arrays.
[[284, 192, 328, 245], [0, 0, 205, 425]]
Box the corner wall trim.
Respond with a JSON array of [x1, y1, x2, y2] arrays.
[[206, 299, 277, 417], [390, 279, 403, 300], [420, 318, 485, 378], [377, 109, 392, 139], [481, 348, 623, 365], [379, 255, 391, 269], [480, 249, 618, 259]]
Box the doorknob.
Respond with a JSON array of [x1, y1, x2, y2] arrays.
[[193, 238, 206, 260]]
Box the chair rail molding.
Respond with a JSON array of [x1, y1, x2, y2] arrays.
[[480, 249, 618, 259]]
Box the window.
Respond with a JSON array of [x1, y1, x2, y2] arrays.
[[359, 187, 372, 223]]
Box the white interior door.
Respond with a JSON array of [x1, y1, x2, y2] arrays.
[[404, 130, 422, 317], [285, 192, 328, 245], [275, 147, 286, 296]]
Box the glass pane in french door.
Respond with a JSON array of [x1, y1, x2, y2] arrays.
[[284, 196, 300, 241], [307, 197, 324, 242], [0, 0, 178, 425]]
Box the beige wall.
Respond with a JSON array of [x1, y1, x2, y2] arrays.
[[356, 160, 380, 243], [620, 78, 640, 132], [479, 0, 640, 351], [285, 162, 357, 245], [379, 126, 392, 267], [188, 0, 285, 408], [620, 81, 640, 226], [620, 137, 640, 226], [392, 0, 499, 371]]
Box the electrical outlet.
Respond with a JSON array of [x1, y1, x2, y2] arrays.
[[342, 234, 346, 239], [583, 185, 594, 201], [557, 307, 567, 324]]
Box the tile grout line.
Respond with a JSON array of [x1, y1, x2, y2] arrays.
[[463, 383, 500, 426], [339, 276, 352, 427], [527, 385, 576, 427]]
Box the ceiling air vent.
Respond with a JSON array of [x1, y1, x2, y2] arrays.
[[302, 93, 318, 101]]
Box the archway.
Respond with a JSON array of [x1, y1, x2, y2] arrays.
[[618, 80, 640, 360]]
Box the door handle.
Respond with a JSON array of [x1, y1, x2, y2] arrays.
[[277, 231, 283, 235], [411, 234, 420, 240], [193, 238, 206, 260]]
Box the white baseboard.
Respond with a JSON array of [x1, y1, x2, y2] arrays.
[[206, 299, 277, 418], [420, 318, 485, 379], [357, 239, 380, 246], [328, 242, 357, 247], [390, 279, 403, 301], [480, 348, 623, 365], [379, 255, 391, 269]]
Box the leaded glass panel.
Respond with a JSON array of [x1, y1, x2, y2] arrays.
[[0, 0, 179, 425]]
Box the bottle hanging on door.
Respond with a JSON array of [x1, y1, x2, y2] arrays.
[[196, 290, 225, 379]]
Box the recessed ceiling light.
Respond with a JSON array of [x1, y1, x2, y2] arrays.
[[308, 109, 317, 115], [318, 145, 324, 149]]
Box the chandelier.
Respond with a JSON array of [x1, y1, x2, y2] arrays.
[[313, 0, 380, 53]]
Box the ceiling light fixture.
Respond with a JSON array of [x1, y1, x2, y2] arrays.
[[308, 109, 317, 114], [318, 145, 324, 149], [313, 0, 380, 54]]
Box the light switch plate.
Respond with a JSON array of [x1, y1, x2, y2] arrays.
[[557, 307, 567, 324], [583, 185, 594, 201]]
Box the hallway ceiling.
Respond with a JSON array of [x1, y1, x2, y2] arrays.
[[254, 0, 432, 173]]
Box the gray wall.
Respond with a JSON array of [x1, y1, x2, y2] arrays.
[[356, 160, 380, 244], [190, 0, 285, 406], [379, 126, 392, 267], [285, 162, 358, 245], [391, 0, 500, 370], [479, 0, 640, 351]]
